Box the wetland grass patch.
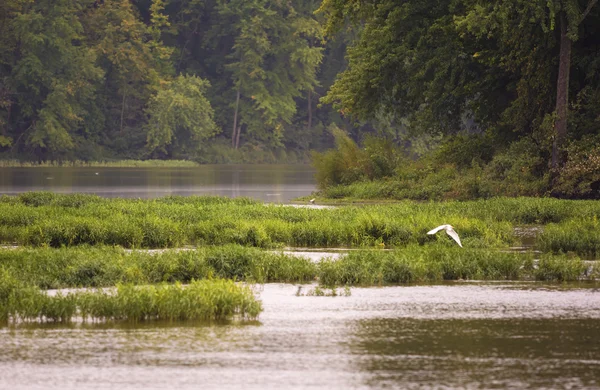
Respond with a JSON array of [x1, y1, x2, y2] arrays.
[[0, 192, 518, 249], [316, 245, 589, 286], [538, 218, 600, 258], [0, 245, 317, 289], [0, 277, 261, 324]]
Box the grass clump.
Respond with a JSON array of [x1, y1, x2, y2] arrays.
[[318, 245, 531, 286], [0, 245, 317, 289], [533, 255, 588, 282], [76, 280, 261, 322], [538, 218, 600, 257], [0, 278, 261, 324]]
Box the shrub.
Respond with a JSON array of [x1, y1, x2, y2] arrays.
[[554, 135, 600, 199]]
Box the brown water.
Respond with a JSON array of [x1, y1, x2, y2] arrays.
[[0, 165, 316, 203], [1, 283, 599, 389]]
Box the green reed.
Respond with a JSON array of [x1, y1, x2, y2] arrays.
[[1, 245, 594, 297], [317, 245, 592, 286], [0, 192, 599, 254], [0, 278, 261, 324], [0, 245, 317, 289], [538, 217, 600, 257], [0, 192, 517, 249]]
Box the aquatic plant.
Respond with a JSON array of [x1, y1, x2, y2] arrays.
[[0, 245, 317, 289], [318, 245, 532, 286], [1, 279, 261, 324], [533, 254, 588, 282], [538, 218, 600, 257]]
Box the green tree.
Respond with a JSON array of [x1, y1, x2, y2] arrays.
[[3, 0, 102, 159], [318, 0, 600, 178], [82, 0, 174, 157], [145, 74, 218, 157], [219, 0, 324, 149]]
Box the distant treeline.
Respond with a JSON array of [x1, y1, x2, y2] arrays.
[[0, 0, 353, 162], [0, 0, 599, 174]]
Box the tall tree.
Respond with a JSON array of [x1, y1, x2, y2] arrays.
[[82, 0, 174, 156], [318, 0, 600, 175], [2, 0, 102, 159], [145, 74, 218, 157]]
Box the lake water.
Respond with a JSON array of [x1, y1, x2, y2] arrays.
[[0, 165, 317, 203], [1, 283, 599, 389]]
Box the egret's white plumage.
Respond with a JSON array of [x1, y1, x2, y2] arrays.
[[427, 224, 462, 247], [309, 198, 315, 204]]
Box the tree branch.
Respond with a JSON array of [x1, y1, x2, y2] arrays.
[[581, 0, 598, 22]]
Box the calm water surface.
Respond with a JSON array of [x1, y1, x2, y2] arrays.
[[0, 165, 316, 203], [1, 283, 599, 389]]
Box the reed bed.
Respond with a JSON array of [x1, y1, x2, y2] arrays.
[[0, 192, 520, 249], [0, 193, 598, 254], [0, 274, 261, 324], [0, 245, 593, 294], [0, 245, 317, 289], [538, 218, 600, 257], [316, 246, 590, 285]]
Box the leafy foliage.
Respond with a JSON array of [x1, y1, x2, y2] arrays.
[[146, 75, 218, 157]]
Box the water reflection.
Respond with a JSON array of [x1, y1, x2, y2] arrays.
[[1, 283, 599, 389], [0, 165, 316, 203]]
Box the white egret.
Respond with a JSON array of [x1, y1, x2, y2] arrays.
[[427, 224, 462, 247], [309, 198, 315, 204]]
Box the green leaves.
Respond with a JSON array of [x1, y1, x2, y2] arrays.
[[146, 75, 218, 155]]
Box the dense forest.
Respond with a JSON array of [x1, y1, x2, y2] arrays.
[[0, 1, 599, 195], [0, 0, 349, 162]]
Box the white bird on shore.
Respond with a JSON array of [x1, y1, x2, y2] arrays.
[[309, 198, 315, 204], [427, 224, 462, 247]]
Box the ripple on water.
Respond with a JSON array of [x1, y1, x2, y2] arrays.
[[1, 283, 599, 390]]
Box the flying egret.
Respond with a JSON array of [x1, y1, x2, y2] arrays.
[[427, 224, 462, 247]]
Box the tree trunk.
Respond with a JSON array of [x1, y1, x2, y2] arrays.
[[235, 125, 242, 150], [307, 89, 313, 132], [120, 91, 127, 134], [232, 87, 240, 148], [551, 12, 572, 171]]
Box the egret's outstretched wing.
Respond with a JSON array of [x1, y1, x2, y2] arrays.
[[446, 228, 463, 247], [427, 225, 450, 235]]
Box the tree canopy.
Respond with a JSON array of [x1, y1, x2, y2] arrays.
[[0, 0, 598, 177]]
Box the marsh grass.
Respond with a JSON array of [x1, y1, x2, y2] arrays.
[[0, 192, 522, 249], [298, 285, 352, 296], [0, 278, 261, 324], [316, 245, 588, 286], [0, 245, 317, 289], [0, 193, 598, 254], [534, 254, 588, 282], [538, 218, 600, 257]]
